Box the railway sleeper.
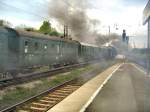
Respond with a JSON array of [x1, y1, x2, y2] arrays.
[[42, 97, 60, 102], [61, 86, 79, 90], [55, 90, 73, 93], [16, 83, 80, 112], [18, 99, 56, 111], [48, 94, 65, 98], [58, 88, 75, 92], [50, 92, 69, 96], [31, 102, 50, 108], [38, 100, 56, 104], [39, 100, 57, 104], [18, 110, 30, 112], [59, 86, 76, 90], [61, 85, 79, 88], [64, 85, 80, 88], [30, 106, 47, 112]]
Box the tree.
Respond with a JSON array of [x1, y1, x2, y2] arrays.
[[48, 27, 61, 36], [0, 20, 3, 26], [38, 21, 62, 36], [15, 24, 36, 32], [49, 31, 60, 36], [39, 21, 51, 34], [0, 20, 12, 27]]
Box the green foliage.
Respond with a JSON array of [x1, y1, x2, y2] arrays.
[[39, 21, 51, 34], [16, 21, 61, 37], [49, 31, 60, 36], [38, 21, 61, 36], [0, 20, 3, 26], [0, 20, 12, 27]]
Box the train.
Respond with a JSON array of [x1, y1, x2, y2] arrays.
[[0, 26, 117, 77]]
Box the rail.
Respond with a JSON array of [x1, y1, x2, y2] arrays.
[[0, 62, 93, 89], [0, 78, 79, 112]]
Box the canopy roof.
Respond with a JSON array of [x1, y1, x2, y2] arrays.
[[143, 0, 150, 25]]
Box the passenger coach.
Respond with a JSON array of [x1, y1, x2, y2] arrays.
[[0, 26, 117, 77]]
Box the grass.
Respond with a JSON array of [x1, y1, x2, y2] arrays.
[[0, 65, 93, 109], [0, 60, 118, 110]]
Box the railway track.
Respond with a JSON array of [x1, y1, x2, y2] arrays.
[[0, 62, 90, 89], [1, 78, 82, 112], [0, 61, 118, 112]]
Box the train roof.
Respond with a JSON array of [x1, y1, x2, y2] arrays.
[[0, 26, 79, 44], [16, 29, 78, 43], [0, 26, 10, 33], [80, 42, 115, 49], [80, 42, 99, 47]]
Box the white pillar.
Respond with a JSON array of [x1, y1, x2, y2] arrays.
[[145, 18, 150, 111], [147, 19, 150, 76], [148, 19, 150, 48]]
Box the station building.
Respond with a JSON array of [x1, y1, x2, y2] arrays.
[[143, 0, 150, 48]]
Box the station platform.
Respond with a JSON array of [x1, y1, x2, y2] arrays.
[[47, 63, 122, 112], [86, 63, 150, 112]]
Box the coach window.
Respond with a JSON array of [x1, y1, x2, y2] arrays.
[[25, 41, 28, 47], [34, 42, 39, 50]]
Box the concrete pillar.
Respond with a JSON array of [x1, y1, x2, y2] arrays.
[[148, 19, 150, 48], [147, 19, 150, 76], [144, 19, 150, 112]]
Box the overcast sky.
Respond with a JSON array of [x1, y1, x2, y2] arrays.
[[88, 0, 148, 48], [0, 0, 148, 48]]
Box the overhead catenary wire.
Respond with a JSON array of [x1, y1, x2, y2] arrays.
[[0, 0, 76, 20], [0, 0, 77, 33], [0, 1, 49, 20]]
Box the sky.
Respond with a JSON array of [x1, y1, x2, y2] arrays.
[[87, 0, 148, 48], [0, 0, 148, 48]]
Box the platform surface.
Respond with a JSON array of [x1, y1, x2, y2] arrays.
[[47, 63, 122, 112], [86, 63, 150, 112]]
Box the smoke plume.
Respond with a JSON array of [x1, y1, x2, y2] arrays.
[[48, 0, 100, 43]]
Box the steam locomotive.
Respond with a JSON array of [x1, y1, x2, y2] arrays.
[[0, 26, 117, 76]]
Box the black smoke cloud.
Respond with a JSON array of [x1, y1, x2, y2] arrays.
[[48, 0, 100, 43]]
